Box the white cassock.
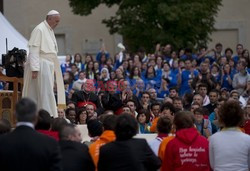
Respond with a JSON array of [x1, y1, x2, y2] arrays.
[[22, 20, 66, 117]]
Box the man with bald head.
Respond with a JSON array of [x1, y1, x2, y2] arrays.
[[23, 10, 66, 118]]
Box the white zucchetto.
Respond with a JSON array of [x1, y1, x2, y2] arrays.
[[47, 10, 60, 16]]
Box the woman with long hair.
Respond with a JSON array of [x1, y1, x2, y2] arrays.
[[83, 53, 93, 69], [86, 61, 95, 79], [73, 53, 84, 71], [242, 49, 250, 69], [76, 107, 88, 125], [221, 63, 233, 91], [137, 109, 152, 134], [142, 65, 161, 90], [128, 66, 141, 89]]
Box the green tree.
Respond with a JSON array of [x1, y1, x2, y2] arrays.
[[69, 0, 222, 52]]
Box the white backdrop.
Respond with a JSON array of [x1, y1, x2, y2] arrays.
[[0, 12, 28, 63]]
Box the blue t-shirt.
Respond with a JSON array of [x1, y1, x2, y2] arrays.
[[233, 55, 239, 64], [60, 63, 72, 74], [179, 69, 199, 96], [159, 70, 178, 88], [96, 52, 110, 63], [157, 89, 169, 98], [221, 74, 233, 91]]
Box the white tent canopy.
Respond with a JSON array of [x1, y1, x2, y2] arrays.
[[0, 12, 28, 64]]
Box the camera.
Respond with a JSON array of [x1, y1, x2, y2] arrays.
[[2, 47, 27, 78]]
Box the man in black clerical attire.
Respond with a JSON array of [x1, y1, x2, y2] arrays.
[[102, 79, 141, 115], [0, 98, 62, 171], [59, 123, 95, 171], [71, 79, 104, 115]]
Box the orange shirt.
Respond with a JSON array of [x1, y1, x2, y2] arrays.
[[150, 117, 159, 133], [89, 130, 116, 169], [158, 135, 175, 171]]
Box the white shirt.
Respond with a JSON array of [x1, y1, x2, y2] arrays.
[[209, 128, 250, 171], [16, 122, 35, 129], [148, 137, 163, 156]]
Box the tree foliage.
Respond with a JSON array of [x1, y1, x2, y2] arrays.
[[69, 0, 222, 52]]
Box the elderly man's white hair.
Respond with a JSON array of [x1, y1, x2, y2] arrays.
[[47, 10, 60, 16]]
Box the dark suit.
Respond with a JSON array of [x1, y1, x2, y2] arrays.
[[0, 125, 62, 171], [102, 92, 142, 113], [98, 138, 161, 171], [59, 140, 95, 171], [71, 90, 104, 115]]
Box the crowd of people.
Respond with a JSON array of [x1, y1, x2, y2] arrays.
[[56, 42, 250, 134], [0, 42, 250, 170]]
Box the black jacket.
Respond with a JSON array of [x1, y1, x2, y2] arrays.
[[204, 103, 217, 115], [98, 138, 161, 171], [101, 92, 123, 112], [0, 126, 62, 171], [71, 90, 104, 115], [102, 92, 142, 113], [59, 140, 95, 171]]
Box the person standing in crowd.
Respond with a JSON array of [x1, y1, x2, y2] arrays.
[[192, 94, 204, 106], [101, 80, 123, 112], [193, 108, 212, 138], [137, 109, 152, 134], [162, 111, 210, 171], [173, 97, 184, 111], [197, 83, 210, 106], [71, 79, 104, 115], [65, 108, 76, 124], [233, 61, 250, 96], [233, 44, 244, 64], [178, 57, 199, 96], [35, 109, 59, 140], [59, 123, 95, 171], [22, 10, 66, 118], [209, 100, 250, 171], [140, 92, 151, 110], [84, 119, 103, 146], [204, 89, 219, 115], [128, 66, 142, 88], [0, 98, 62, 171], [221, 63, 234, 91], [98, 114, 161, 171], [149, 116, 173, 156], [148, 87, 158, 103], [150, 102, 175, 133], [89, 115, 117, 168], [72, 71, 87, 91], [112, 79, 141, 115], [76, 108, 88, 124], [73, 53, 84, 71], [192, 62, 216, 92], [169, 87, 179, 99]]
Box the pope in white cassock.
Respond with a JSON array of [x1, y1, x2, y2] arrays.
[[22, 10, 66, 117]]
